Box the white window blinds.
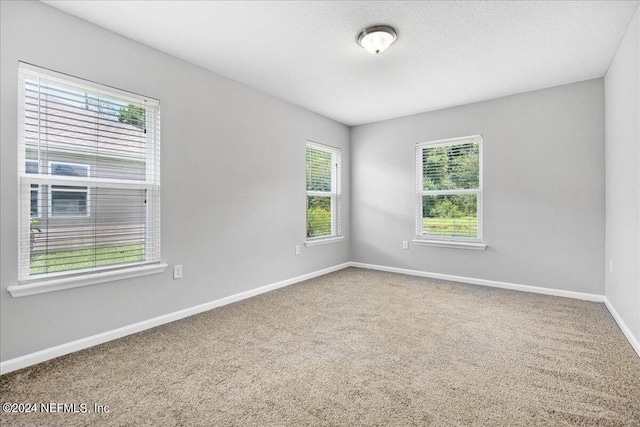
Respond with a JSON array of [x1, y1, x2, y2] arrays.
[[18, 62, 161, 283], [306, 141, 341, 240], [416, 136, 483, 243]]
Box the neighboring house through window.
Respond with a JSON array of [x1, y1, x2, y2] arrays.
[[49, 161, 90, 217], [14, 62, 163, 292], [415, 135, 485, 249], [306, 141, 343, 245]]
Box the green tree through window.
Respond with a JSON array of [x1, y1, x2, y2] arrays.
[[118, 104, 146, 130]]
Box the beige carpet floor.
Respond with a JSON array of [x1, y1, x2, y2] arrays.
[[1, 267, 639, 426]]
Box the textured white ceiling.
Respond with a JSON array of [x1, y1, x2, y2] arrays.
[[43, 1, 639, 126]]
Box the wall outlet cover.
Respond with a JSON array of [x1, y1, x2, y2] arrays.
[[173, 265, 183, 279]]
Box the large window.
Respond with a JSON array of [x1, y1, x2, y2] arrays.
[[306, 141, 342, 243], [415, 135, 484, 246], [16, 62, 162, 289]]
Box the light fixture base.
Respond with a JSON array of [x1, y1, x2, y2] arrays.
[[357, 25, 397, 55]]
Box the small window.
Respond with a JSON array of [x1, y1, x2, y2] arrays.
[[306, 141, 341, 242], [416, 136, 483, 244]]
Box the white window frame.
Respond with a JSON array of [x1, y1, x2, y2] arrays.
[[413, 135, 486, 250], [305, 141, 343, 246], [10, 62, 166, 298], [48, 161, 91, 218]]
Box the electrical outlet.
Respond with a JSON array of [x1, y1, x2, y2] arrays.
[[609, 260, 613, 273], [173, 264, 183, 279], [402, 241, 409, 250], [295, 245, 301, 255]]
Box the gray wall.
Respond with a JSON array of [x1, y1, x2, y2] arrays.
[[605, 7, 640, 343], [1, 1, 350, 361], [351, 80, 605, 294]]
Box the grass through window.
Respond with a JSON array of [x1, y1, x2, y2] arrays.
[[30, 244, 145, 275], [423, 216, 477, 237]]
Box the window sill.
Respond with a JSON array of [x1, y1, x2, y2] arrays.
[[7, 263, 168, 298], [305, 236, 344, 247], [412, 239, 487, 250]]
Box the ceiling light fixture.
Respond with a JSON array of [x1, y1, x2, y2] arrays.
[[357, 25, 397, 55]]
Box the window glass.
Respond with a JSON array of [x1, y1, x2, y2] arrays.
[[51, 187, 88, 216]]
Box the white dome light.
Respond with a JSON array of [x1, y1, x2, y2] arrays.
[[357, 25, 397, 55]]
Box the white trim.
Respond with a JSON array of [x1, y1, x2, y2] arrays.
[[0, 262, 350, 374], [416, 134, 483, 148], [306, 140, 337, 152], [349, 262, 604, 302], [603, 297, 640, 357], [412, 239, 487, 250], [19, 61, 160, 106], [306, 190, 333, 197], [8, 263, 168, 298], [305, 236, 345, 247]]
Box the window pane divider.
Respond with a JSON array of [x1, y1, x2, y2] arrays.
[[306, 190, 336, 197], [22, 175, 157, 190], [23, 147, 146, 163]]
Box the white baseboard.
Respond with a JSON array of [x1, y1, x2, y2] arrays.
[[349, 262, 605, 302], [0, 262, 351, 375], [603, 297, 640, 357]]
